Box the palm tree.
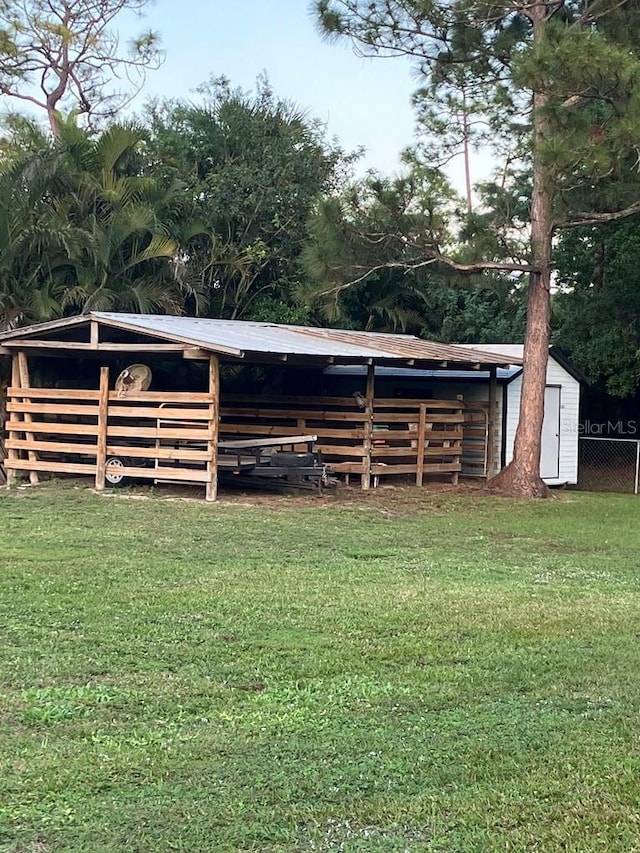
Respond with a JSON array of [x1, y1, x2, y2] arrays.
[[0, 118, 197, 329], [0, 154, 72, 331], [47, 121, 193, 314]]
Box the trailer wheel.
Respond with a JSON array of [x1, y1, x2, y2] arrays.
[[270, 451, 315, 468], [105, 456, 128, 487]]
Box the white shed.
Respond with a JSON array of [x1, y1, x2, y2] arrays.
[[324, 345, 581, 486], [458, 345, 581, 485]]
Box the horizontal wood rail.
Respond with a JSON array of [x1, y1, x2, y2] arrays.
[[8, 386, 101, 400], [462, 403, 491, 477], [5, 385, 465, 491], [219, 394, 464, 486], [5, 383, 216, 491]]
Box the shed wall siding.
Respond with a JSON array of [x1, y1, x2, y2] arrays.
[[504, 358, 580, 484]]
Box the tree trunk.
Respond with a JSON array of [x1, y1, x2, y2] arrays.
[[488, 2, 552, 498], [47, 106, 62, 141]]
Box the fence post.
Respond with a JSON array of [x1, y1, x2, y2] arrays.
[[487, 366, 497, 477], [17, 352, 39, 485], [205, 354, 220, 503], [95, 366, 110, 491], [635, 441, 640, 495], [416, 403, 427, 487], [0, 377, 6, 486], [361, 363, 375, 490]]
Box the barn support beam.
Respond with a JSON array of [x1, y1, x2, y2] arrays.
[[5, 355, 20, 487], [95, 366, 110, 491], [17, 352, 39, 486], [0, 372, 6, 487], [416, 403, 427, 487], [206, 354, 220, 502], [361, 362, 375, 491], [487, 366, 498, 477]]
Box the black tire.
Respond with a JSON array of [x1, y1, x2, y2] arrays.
[[270, 451, 315, 468], [105, 456, 128, 487]]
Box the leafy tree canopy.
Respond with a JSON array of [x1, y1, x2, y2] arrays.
[[313, 0, 640, 495], [554, 220, 640, 397], [301, 169, 526, 339], [0, 117, 191, 330], [143, 76, 357, 322]]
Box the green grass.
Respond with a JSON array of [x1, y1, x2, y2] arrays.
[[1, 483, 640, 852]]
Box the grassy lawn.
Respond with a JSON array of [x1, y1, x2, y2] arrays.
[[1, 483, 640, 852]]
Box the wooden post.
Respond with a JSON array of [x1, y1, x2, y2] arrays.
[[451, 395, 464, 486], [416, 403, 427, 487], [95, 366, 110, 491], [296, 417, 306, 451], [205, 354, 220, 502], [0, 376, 6, 487], [361, 363, 375, 490], [90, 320, 99, 349], [5, 355, 20, 487], [487, 366, 497, 478], [17, 352, 39, 485]]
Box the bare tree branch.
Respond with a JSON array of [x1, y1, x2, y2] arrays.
[[560, 201, 640, 228], [315, 255, 536, 299], [0, 0, 163, 136]]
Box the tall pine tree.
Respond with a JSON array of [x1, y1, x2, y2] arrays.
[[315, 0, 640, 496]]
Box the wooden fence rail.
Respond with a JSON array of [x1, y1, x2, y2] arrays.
[[4, 371, 216, 492], [4, 383, 465, 490], [0, 378, 7, 486], [219, 394, 464, 485]]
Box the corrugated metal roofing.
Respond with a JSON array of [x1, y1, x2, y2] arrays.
[[325, 365, 521, 381], [458, 342, 584, 383], [93, 314, 519, 366], [0, 313, 520, 367], [456, 343, 524, 361]]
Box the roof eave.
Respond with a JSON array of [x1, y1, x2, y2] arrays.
[[0, 314, 91, 341], [0, 313, 521, 368], [91, 315, 246, 358]]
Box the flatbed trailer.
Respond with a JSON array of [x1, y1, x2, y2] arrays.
[[121, 424, 331, 492], [215, 434, 330, 491]]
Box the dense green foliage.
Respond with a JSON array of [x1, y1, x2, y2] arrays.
[[2, 485, 640, 850], [144, 78, 353, 322], [0, 119, 190, 331], [0, 78, 355, 330], [554, 220, 640, 397], [302, 173, 527, 339]]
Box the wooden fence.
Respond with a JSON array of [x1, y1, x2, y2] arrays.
[[0, 378, 6, 486], [4, 361, 218, 494], [462, 405, 489, 477], [3, 374, 465, 490], [220, 394, 464, 486]]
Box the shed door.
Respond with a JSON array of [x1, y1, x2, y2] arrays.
[[540, 386, 561, 480]]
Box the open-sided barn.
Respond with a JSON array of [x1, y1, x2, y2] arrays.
[[0, 313, 520, 499]]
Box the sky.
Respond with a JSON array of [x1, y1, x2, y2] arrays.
[[122, 0, 428, 178]]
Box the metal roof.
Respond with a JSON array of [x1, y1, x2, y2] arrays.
[[456, 343, 525, 360], [0, 313, 520, 368], [456, 343, 584, 383], [325, 365, 521, 381]]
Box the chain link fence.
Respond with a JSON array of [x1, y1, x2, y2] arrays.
[[578, 437, 640, 494]]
